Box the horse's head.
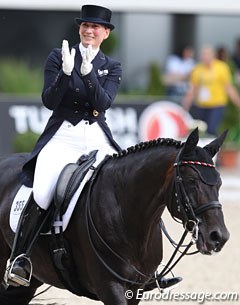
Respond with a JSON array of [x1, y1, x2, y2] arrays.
[[169, 128, 229, 255]]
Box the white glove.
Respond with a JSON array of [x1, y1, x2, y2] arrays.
[[62, 40, 76, 76], [81, 45, 95, 76]]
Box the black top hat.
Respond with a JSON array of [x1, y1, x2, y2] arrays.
[[75, 5, 114, 31]]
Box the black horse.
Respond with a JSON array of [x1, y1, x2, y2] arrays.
[[0, 129, 229, 305]]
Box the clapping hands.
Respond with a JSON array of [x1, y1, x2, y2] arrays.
[[62, 40, 76, 76], [81, 45, 95, 75]]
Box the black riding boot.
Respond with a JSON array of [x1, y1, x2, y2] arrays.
[[5, 195, 47, 287]]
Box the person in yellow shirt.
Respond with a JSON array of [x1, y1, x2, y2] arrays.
[[183, 46, 240, 135]]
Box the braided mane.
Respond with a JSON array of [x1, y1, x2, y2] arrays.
[[112, 137, 183, 159]]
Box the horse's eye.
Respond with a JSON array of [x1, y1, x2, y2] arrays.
[[189, 177, 196, 183], [184, 176, 197, 188]]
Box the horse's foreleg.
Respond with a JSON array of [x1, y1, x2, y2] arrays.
[[0, 231, 11, 282], [126, 289, 141, 305], [0, 276, 43, 305], [98, 282, 129, 305], [128, 299, 141, 305]]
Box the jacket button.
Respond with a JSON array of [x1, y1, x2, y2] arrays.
[[74, 101, 78, 105], [74, 110, 79, 114], [93, 110, 99, 117], [84, 112, 89, 116], [75, 88, 80, 92]]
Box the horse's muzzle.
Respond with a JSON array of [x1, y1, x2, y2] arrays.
[[197, 227, 230, 255]]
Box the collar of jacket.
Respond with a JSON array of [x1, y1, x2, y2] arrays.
[[79, 43, 99, 59], [73, 44, 106, 78]]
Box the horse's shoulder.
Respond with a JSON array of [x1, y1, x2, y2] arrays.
[[0, 153, 29, 196], [0, 153, 29, 172]]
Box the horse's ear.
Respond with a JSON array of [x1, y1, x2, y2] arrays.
[[181, 128, 199, 156], [204, 130, 228, 158]]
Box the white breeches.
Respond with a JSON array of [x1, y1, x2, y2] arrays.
[[33, 120, 116, 210]]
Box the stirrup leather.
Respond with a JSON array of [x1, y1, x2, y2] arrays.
[[6, 254, 32, 287]]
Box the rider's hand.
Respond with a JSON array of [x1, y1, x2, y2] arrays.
[[62, 40, 76, 76], [81, 45, 95, 76]]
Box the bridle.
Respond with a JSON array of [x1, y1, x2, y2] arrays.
[[173, 149, 222, 240], [158, 149, 222, 279]]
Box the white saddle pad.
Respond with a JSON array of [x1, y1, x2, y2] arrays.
[[10, 151, 107, 234]]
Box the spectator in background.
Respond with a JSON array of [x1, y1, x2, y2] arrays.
[[164, 46, 195, 101], [183, 46, 240, 136]]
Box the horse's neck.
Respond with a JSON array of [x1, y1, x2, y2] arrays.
[[86, 146, 178, 271], [112, 147, 177, 242]]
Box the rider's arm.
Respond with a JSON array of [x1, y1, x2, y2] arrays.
[[41, 48, 71, 110], [82, 58, 122, 112]]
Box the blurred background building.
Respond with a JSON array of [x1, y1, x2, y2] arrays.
[[0, 0, 240, 166], [1, 0, 240, 91]]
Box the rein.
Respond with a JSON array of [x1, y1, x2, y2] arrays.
[[85, 157, 153, 286]]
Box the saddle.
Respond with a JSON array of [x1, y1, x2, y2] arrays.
[[54, 149, 98, 216]]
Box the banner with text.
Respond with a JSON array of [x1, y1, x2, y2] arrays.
[[0, 97, 193, 156]]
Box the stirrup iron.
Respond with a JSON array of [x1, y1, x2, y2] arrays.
[[6, 254, 32, 287]]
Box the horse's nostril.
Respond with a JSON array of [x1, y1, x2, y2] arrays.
[[209, 230, 222, 244]]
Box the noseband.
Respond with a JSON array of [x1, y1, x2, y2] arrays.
[[173, 150, 222, 240]]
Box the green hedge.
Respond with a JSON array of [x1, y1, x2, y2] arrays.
[[101, 32, 118, 55], [12, 131, 39, 153], [0, 58, 42, 93], [220, 102, 240, 148], [146, 62, 165, 96]]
